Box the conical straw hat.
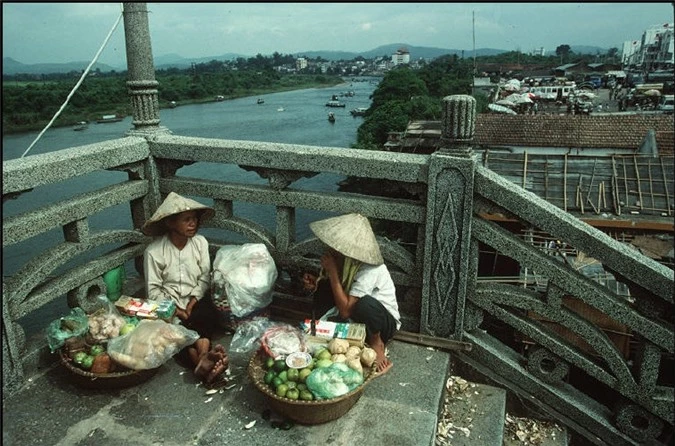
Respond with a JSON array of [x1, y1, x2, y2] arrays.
[[142, 192, 215, 236], [309, 213, 383, 265]]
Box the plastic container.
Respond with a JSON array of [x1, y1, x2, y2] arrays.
[[103, 265, 126, 302]]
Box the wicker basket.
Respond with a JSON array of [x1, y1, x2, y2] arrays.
[[59, 349, 158, 389], [248, 349, 374, 424]]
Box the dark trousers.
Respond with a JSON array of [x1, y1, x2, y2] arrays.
[[328, 294, 397, 344]]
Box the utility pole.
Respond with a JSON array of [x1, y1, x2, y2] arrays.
[[472, 10, 476, 95]]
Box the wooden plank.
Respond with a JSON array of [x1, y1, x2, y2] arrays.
[[563, 154, 568, 212], [647, 158, 655, 211], [522, 151, 528, 189], [622, 157, 629, 207], [586, 158, 599, 214], [611, 156, 621, 215], [544, 156, 549, 201], [393, 330, 473, 352], [633, 156, 644, 210], [660, 156, 672, 216]]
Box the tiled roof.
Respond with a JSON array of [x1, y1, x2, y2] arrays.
[[397, 115, 674, 154], [474, 114, 674, 153]]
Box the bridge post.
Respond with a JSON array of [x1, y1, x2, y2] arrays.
[[122, 3, 170, 137], [420, 95, 477, 339]]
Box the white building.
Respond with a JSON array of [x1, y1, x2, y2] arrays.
[[530, 47, 546, 56], [392, 47, 411, 66], [295, 57, 308, 71], [622, 23, 674, 71]]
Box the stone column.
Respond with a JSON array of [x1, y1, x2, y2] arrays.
[[122, 3, 170, 136], [420, 95, 477, 339]]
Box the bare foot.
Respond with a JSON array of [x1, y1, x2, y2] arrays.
[[374, 356, 393, 375], [194, 344, 228, 383]]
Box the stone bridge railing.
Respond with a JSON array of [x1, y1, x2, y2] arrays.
[[3, 109, 673, 444], [2, 3, 673, 445]]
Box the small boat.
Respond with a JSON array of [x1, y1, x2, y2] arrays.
[[169, 101, 177, 108], [328, 112, 336, 123], [326, 100, 346, 108], [215, 95, 225, 102], [277, 107, 285, 112], [73, 121, 88, 131], [350, 107, 368, 117], [96, 114, 123, 124], [257, 98, 265, 104]]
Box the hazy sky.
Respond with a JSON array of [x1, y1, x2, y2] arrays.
[[3, 2, 674, 68]]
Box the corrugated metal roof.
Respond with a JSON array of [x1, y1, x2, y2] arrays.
[[555, 63, 579, 70]]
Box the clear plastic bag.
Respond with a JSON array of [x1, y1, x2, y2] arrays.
[[306, 362, 364, 400], [86, 295, 127, 342], [229, 317, 275, 355], [211, 244, 278, 317], [107, 319, 199, 370], [46, 307, 89, 352]]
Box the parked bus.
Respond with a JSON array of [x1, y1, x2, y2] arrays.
[[526, 83, 576, 101]]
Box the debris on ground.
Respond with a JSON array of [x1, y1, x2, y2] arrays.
[[503, 414, 564, 445], [435, 376, 564, 445]]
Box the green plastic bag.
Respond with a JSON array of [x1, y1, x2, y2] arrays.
[[103, 265, 126, 302], [306, 362, 364, 400], [46, 307, 89, 352]]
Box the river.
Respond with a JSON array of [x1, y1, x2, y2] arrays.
[[3, 77, 379, 336]]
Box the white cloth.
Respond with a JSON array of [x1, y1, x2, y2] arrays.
[[349, 263, 401, 330], [144, 234, 211, 310]]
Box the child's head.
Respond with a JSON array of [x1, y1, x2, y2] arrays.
[[142, 192, 214, 236]]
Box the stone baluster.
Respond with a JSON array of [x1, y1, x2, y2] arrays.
[[420, 95, 477, 339], [122, 3, 170, 136]]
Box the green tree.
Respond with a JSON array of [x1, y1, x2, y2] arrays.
[[555, 44, 572, 64]]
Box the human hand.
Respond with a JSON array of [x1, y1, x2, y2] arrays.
[[320, 250, 339, 276], [302, 273, 318, 291], [176, 308, 189, 321]]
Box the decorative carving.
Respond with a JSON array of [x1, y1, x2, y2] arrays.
[[526, 346, 570, 383], [240, 166, 317, 190], [614, 402, 663, 443], [66, 278, 107, 313]]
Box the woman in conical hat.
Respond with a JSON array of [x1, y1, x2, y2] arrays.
[[142, 192, 228, 384], [306, 213, 401, 375]]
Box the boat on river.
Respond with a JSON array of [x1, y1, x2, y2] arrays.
[[350, 107, 368, 117], [328, 112, 335, 123], [73, 121, 88, 131], [326, 100, 346, 108], [257, 98, 265, 104], [96, 114, 123, 124]]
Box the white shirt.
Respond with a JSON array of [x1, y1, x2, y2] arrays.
[[144, 234, 211, 310], [349, 263, 402, 330]]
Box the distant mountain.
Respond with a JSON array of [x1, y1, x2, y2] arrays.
[[2, 57, 119, 75], [294, 44, 507, 61], [3, 43, 611, 75], [154, 52, 247, 70]]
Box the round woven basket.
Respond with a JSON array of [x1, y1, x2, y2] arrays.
[[59, 350, 158, 389], [248, 349, 374, 425]]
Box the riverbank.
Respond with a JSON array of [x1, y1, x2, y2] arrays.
[[2, 77, 351, 136]]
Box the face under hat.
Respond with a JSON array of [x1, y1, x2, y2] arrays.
[[309, 213, 384, 265], [141, 192, 215, 236]]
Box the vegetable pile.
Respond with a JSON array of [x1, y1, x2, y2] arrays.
[[260, 339, 377, 401]]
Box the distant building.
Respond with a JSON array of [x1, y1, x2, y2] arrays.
[[392, 47, 411, 66], [295, 57, 308, 71], [622, 23, 674, 71], [530, 47, 546, 56]]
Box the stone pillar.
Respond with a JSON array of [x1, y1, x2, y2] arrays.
[[420, 95, 477, 339], [122, 3, 170, 136]]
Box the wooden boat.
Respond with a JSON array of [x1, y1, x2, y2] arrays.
[[328, 112, 336, 123]]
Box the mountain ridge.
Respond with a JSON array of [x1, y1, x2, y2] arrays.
[[3, 44, 609, 75]]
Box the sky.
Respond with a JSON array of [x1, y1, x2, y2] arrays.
[[3, 2, 674, 68]]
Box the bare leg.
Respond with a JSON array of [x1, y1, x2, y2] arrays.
[[188, 337, 211, 367], [368, 332, 392, 375], [194, 343, 229, 384]]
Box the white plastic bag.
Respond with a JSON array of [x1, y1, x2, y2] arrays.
[[107, 319, 199, 370], [212, 244, 278, 317]]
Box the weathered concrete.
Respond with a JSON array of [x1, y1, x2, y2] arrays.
[[2, 338, 452, 446]]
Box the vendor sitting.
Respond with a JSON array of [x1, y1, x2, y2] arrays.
[[303, 213, 401, 375], [142, 192, 228, 384]]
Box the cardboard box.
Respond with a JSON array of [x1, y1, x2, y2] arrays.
[[301, 320, 366, 347], [115, 295, 164, 319]]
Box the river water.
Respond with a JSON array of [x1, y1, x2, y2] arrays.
[[3, 77, 379, 336]]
